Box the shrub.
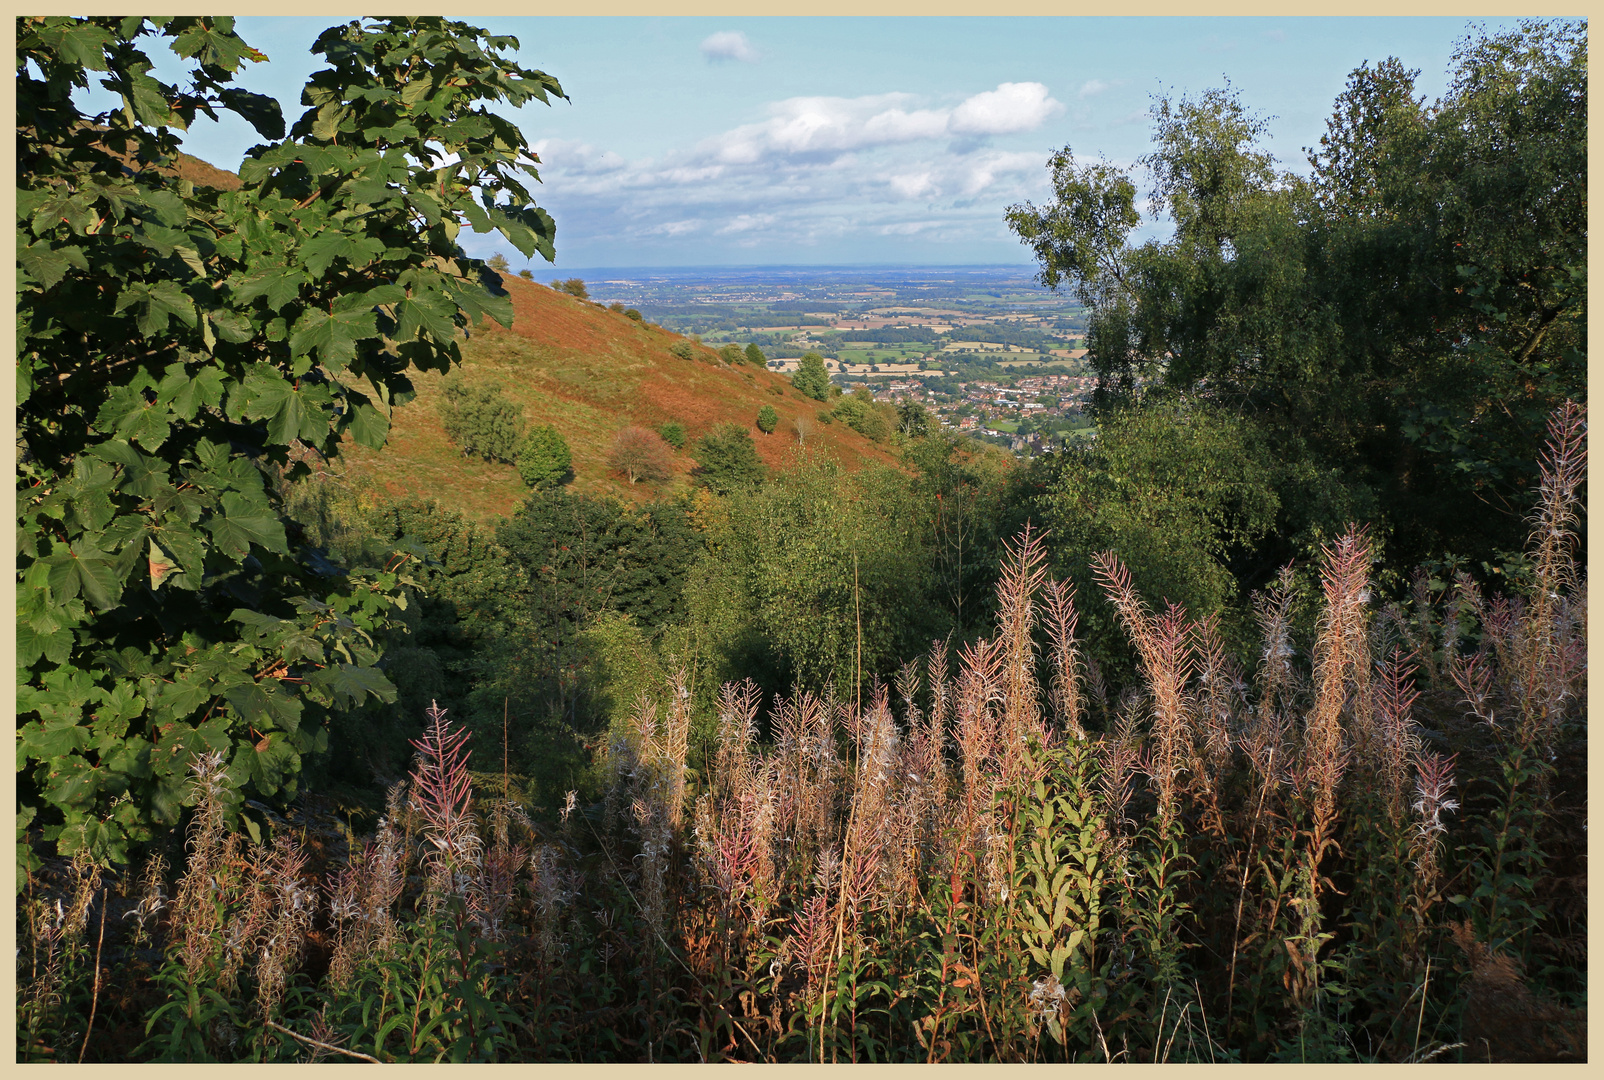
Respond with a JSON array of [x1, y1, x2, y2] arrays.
[[608, 426, 675, 486], [669, 341, 694, 362], [552, 277, 589, 299], [625, 308, 643, 321], [745, 342, 766, 366], [791, 351, 831, 400], [518, 268, 534, 280], [756, 405, 778, 434], [516, 424, 573, 489], [719, 344, 745, 365], [693, 422, 766, 494], [657, 420, 688, 450], [438, 376, 526, 463], [609, 302, 626, 313]]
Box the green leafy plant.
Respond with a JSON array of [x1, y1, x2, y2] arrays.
[[438, 376, 526, 463], [657, 421, 688, 450], [693, 423, 766, 496], [15, 14, 562, 874], [756, 405, 779, 435], [791, 352, 832, 400], [516, 424, 572, 489]]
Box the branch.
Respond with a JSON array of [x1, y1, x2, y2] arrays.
[[263, 1019, 380, 1063]]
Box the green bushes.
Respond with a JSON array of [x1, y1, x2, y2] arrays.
[[830, 387, 895, 442], [438, 376, 526, 463], [516, 425, 572, 489], [756, 405, 779, 434], [669, 341, 695, 362], [692, 422, 765, 495], [791, 352, 832, 400], [657, 420, 688, 449]]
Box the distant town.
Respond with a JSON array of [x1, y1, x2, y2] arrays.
[[571, 265, 1098, 455]]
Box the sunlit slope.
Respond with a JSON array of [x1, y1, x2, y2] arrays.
[[336, 275, 900, 519]]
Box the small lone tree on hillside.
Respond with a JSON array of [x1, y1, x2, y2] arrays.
[[719, 344, 745, 365], [792, 351, 832, 400], [439, 376, 527, 463], [517, 424, 573, 488], [669, 341, 695, 362], [609, 426, 675, 486], [756, 404, 779, 434], [553, 277, 589, 299], [694, 422, 766, 494], [487, 252, 511, 272], [746, 342, 766, 366], [657, 420, 688, 449]]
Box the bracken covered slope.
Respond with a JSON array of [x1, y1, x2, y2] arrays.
[[334, 274, 900, 519]]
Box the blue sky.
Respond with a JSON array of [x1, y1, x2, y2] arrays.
[[134, 16, 1535, 269]]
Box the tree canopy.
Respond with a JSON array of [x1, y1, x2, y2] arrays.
[[15, 16, 561, 873], [1008, 19, 1585, 588]]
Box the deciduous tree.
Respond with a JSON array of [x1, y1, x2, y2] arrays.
[[15, 15, 561, 872]]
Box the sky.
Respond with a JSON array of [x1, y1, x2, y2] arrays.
[[114, 16, 1541, 269]]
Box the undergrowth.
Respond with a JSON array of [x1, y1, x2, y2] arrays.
[[18, 403, 1586, 1062]]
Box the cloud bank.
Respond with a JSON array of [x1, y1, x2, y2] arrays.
[[523, 82, 1071, 260]]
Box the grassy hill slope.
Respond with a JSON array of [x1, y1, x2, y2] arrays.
[[334, 275, 900, 519]]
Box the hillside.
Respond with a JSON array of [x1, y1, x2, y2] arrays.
[[334, 275, 902, 519]]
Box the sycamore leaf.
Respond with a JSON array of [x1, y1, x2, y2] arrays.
[[224, 679, 303, 735], [44, 537, 122, 611], [114, 280, 197, 338], [300, 232, 385, 279], [204, 491, 287, 561], [18, 241, 89, 290], [235, 267, 309, 311], [395, 291, 457, 342], [308, 663, 396, 709], [345, 400, 391, 449], [289, 307, 378, 369]]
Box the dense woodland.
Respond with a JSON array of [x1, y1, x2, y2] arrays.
[[16, 16, 1585, 1062]]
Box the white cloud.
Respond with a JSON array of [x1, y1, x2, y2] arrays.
[[716, 213, 776, 235], [1077, 79, 1110, 99], [701, 31, 758, 63], [646, 219, 703, 237], [702, 83, 1061, 165], [949, 82, 1064, 135], [525, 81, 1072, 259]]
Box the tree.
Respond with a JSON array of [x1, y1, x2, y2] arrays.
[[553, 277, 589, 299], [756, 404, 779, 434], [792, 351, 831, 400], [693, 422, 766, 495], [669, 341, 695, 362], [487, 252, 511, 273], [608, 426, 675, 486], [718, 344, 745, 366], [898, 400, 932, 438], [15, 16, 562, 872], [657, 420, 688, 450], [1006, 21, 1585, 584], [517, 424, 572, 489], [745, 343, 766, 367], [438, 376, 526, 463]]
